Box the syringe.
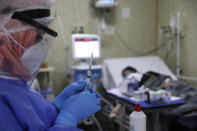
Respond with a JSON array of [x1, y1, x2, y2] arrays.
[[85, 53, 93, 90]]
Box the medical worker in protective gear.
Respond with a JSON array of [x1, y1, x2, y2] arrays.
[[0, 0, 101, 131]]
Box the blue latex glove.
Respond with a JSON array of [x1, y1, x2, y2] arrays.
[[52, 80, 86, 111], [55, 84, 101, 128]]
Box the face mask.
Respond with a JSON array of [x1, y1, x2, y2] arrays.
[[126, 73, 143, 82], [0, 27, 39, 80], [20, 34, 54, 75], [1, 27, 55, 84], [20, 33, 55, 85]]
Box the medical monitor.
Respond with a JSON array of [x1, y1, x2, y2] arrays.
[[72, 34, 100, 59]]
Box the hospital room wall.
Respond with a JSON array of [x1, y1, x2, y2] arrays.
[[158, 0, 197, 82], [46, 0, 157, 94]]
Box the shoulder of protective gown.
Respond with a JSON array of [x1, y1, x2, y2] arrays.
[[0, 77, 57, 130]]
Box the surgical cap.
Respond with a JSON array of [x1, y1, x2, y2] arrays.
[[0, 0, 56, 29]]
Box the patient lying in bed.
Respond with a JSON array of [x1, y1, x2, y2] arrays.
[[119, 66, 172, 96]]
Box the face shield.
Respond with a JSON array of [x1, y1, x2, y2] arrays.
[[0, 7, 58, 85]]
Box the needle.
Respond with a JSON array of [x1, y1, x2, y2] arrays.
[[85, 53, 93, 90]]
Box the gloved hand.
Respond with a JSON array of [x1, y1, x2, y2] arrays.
[[52, 80, 86, 111], [55, 84, 101, 128]]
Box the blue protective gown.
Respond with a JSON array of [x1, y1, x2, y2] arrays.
[[0, 77, 83, 131]]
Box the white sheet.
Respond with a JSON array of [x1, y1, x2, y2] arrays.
[[107, 88, 181, 102], [102, 56, 177, 90]]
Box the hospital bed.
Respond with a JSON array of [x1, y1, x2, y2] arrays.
[[100, 56, 197, 131], [102, 56, 177, 90]]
